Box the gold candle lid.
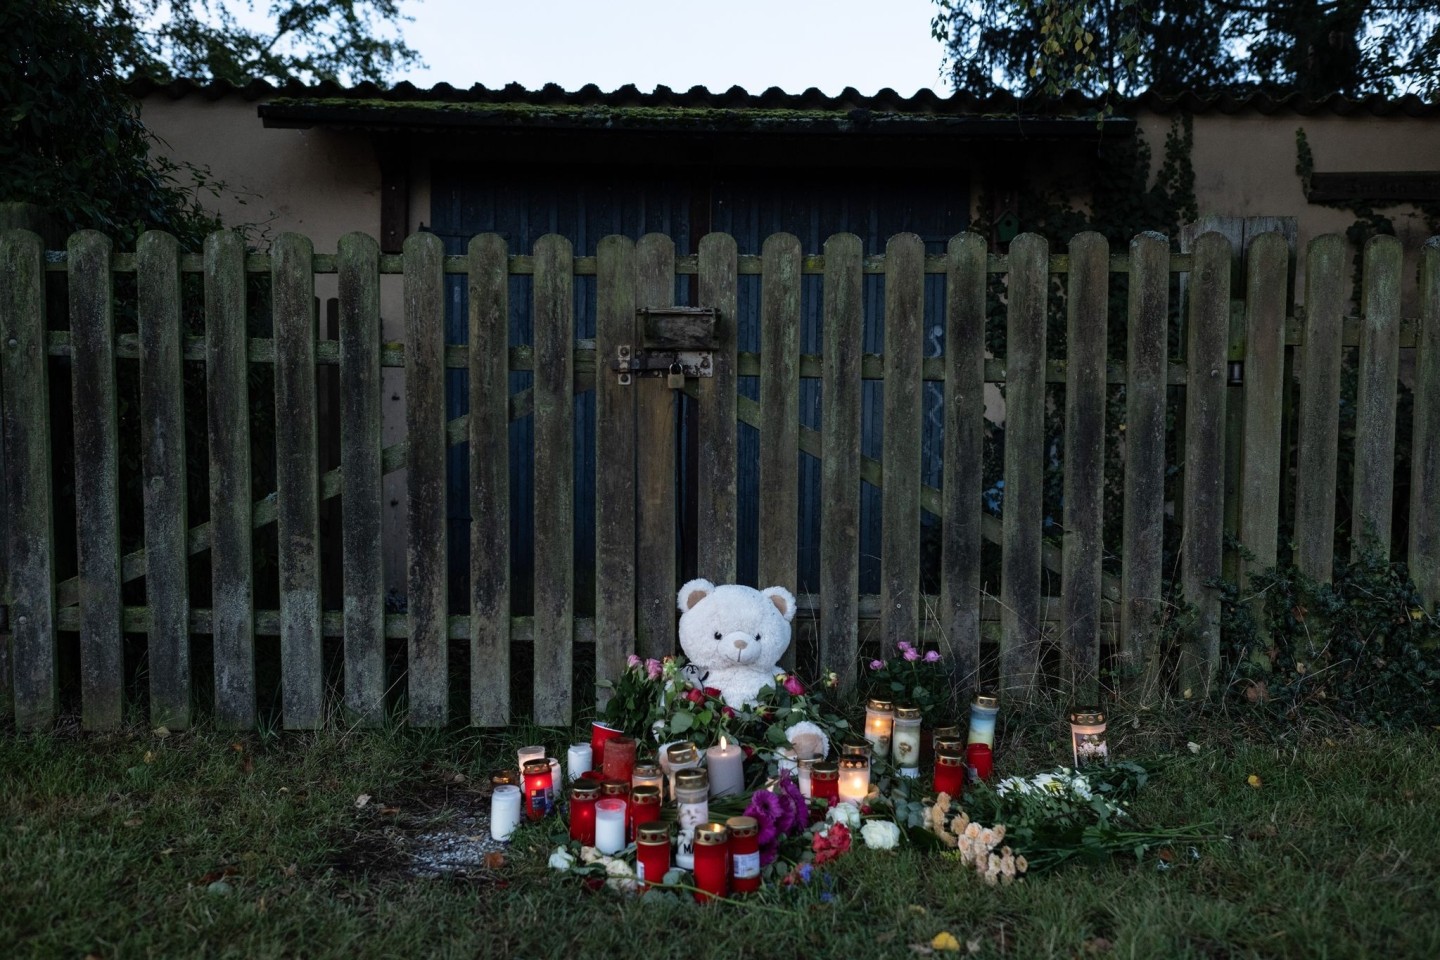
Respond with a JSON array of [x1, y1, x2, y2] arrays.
[[841, 740, 872, 757], [666, 742, 699, 764], [694, 823, 730, 846], [895, 705, 922, 720], [674, 768, 709, 791], [839, 755, 868, 771], [811, 760, 839, 777], [865, 698, 894, 713], [932, 725, 962, 740], [636, 823, 670, 844], [522, 759, 551, 776], [973, 694, 1000, 709], [632, 763, 661, 779], [491, 769, 518, 786], [725, 815, 758, 838], [569, 781, 601, 799], [1070, 708, 1106, 725], [934, 736, 965, 754], [630, 784, 661, 803], [600, 779, 630, 796]]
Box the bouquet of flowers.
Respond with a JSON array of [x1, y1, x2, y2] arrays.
[[863, 640, 952, 724]]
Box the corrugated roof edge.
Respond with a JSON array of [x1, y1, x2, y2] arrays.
[[127, 76, 1440, 117]]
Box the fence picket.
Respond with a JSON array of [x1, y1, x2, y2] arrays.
[[697, 233, 739, 583], [596, 235, 637, 699], [1001, 233, 1047, 698], [942, 233, 985, 695], [1120, 233, 1168, 700], [1352, 235, 1402, 556], [204, 230, 255, 728], [1061, 232, 1107, 699], [337, 232, 385, 725], [820, 233, 863, 690], [635, 234, 677, 661], [1294, 235, 1346, 581], [1411, 240, 1440, 609], [533, 235, 575, 725], [1238, 233, 1289, 590], [1180, 232, 1232, 697], [470, 234, 511, 726], [272, 233, 322, 728], [137, 231, 190, 728], [881, 233, 924, 657], [1, 229, 55, 729], [69, 231, 122, 729], [759, 234, 801, 669], [404, 232, 447, 725]]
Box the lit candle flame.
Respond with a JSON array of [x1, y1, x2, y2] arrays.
[[719, 734, 728, 750]]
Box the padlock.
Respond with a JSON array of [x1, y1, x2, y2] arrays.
[[667, 362, 685, 390]]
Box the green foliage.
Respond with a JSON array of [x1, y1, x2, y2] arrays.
[[860, 641, 954, 726], [931, 0, 1440, 102], [1216, 546, 1440, 728]]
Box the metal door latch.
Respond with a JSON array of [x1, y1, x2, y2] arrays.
[[611, 305, 719, 386]]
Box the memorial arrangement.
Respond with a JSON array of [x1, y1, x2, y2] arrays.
[[488, 581, 1205, 902]]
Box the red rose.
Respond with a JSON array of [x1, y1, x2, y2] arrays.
[[741, 744, 754, 758], [686, 688, 706, 705], [704, 686, 723, 699], [722, 706, 737, 719]]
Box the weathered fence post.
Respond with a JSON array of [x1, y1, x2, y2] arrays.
[[1411, 239, 1440, 609], [1294, 234, 1345, 582], [881, 233, 924, 662], [758, 234, 801, 671], [697, 232, 738, 584], [1001, 233, 1047, 699], [1352, 235, 1402, 556], [635, 234, 677, 662]]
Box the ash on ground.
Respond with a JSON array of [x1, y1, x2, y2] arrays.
[[408, 811, 509, 877], [337, 783, 510, 882]]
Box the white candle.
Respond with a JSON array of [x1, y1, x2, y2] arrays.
[[707, 735, 745, 798], [838, 757, 870, 803], [548, 758, 562, 804], [517, 744, 545, 771], [490, 784, 521, 841], [797, 758, 815, 798], [566, 743, 593, 781], [594, 797, 627, 854]]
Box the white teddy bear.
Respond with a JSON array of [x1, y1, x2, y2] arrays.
[[676, 578, 796, 706]]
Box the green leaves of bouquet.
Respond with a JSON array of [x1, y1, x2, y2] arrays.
[[863, 641, 952, 723]]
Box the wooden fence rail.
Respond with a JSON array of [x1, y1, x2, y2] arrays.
[[2, 228, 1438, 731]]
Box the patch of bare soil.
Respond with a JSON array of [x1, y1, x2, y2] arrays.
[[331, 777, 510, 883]]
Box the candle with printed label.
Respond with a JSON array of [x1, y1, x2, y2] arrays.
[[864, 698, 894, 758], [966, 694, 999, 781], [838, 755, 870, 803], [521, 759, 553, 820], [595, 797, 627, 854], [1069, 708, 1109, 768], [692, 822, 730, 902], [663, 741, 701, 801], [726, 816, 761, 894], [673, 768, 709, 870], [892, 705, 922, 777]]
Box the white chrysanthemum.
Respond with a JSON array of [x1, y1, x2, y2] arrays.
[[995, 776, 1027, 797], [784, 720, 830, 761], [548, 847, 576, 871], [860, 820, 901, 850], [963, 822, 981, 840], [827, 801, 861, 829], [978, 828, 996, 848]]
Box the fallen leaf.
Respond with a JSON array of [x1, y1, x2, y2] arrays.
[[1186, 741, 1201, 754], [123, 817, 142, 828], [143, 750, 156, 764], [484, 851, 506, 869], [932, 931, 961, 952], [875, 932, 897, 945], [908, 904, 928, 915], [355, 794, 371, 810], [452, 773, 466, 783], [240, 755, 254, 775], [379, 806, 401, 816], [282, 863, 297, 877], [152, 726, 171, 739], [231, 742, 245, 753], [1247, 774, 1263, 788], [1158, 848, 1175, 862], [1084, 936, 1114, 954], [158, 847, 175, 856]]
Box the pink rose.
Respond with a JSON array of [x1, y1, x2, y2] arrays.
[[924, 650, 942, 663], [903, 649, 919, 661], [645, 658, 663, 679], [896, 641, 914, 654], [627, 654, 642, 668], [869, 659, 885, 671], [783, 676, 806, 696]]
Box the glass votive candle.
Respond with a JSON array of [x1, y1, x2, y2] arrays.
[[568, 781, 600, 845], [490, 784, 521, 840], [1070, 707, 1109, 768], [692, 822, 730, 902], [664, 741, 700, 801], [628, 783, 661, 840], [864, 698, 894, 758], [673, 768, 710, 870], [838, 755, 870, 803], [566, 743, 593, 781], [933, 747, 966, 798], [547, 758, 562, 805], [594, 797, 627, 854], [892, 705, 922, 776], [810, 760, 839, 803], [590, 722, 625, 777], [521, 759, 553, 820], [602, 735, 637, 783], [631, 763, 663, 795], [726, 815, 761, 894], [517, 744, 545, 773], [490, 769, 517, 789], [796, 757, 816, 798], [635, 822, 671, 890], [966, 694, 999, 782]]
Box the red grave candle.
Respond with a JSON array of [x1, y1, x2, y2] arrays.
[[522, 759, 553, 820], [692, 822, 730, 902], [966, 742, 994, 782], [726, 816, 760, 894], [628, 784, 661, 841], [590, 722, 625, 776], [568, 781, 599, 845], [810, 760, 839, 803], [635, 823, 671, 890], [934, 749, 966, 798], [602, 736, 637, 783]]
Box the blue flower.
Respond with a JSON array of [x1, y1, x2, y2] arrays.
[[798, 862, 814, 884]]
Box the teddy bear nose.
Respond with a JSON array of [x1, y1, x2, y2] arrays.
[[732, 638, 748, 650]]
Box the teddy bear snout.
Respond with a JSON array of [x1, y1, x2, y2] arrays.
[[732, 638, 748, 650]]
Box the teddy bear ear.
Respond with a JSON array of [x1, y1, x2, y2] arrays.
[[761, 586, 797, 622], [677, 578, 716, 613]]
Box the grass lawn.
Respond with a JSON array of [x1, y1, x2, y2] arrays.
[[3, 707, 1438, 959]]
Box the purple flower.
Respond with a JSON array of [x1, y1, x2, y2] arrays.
[[783, 675, 806, 696], [645, 658, 663, 680], [896, 641, 914, 654], [924, 650, 942, 663], [745, 788, 784, 865], [869, 659, 885, 671], [903, 648, 920, 661], [627, 654, 642, 668]]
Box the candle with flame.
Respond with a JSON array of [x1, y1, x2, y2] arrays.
[[706, 734, 745, 798]]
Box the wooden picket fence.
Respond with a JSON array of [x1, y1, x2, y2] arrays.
[[1, 227, 1437, 731]]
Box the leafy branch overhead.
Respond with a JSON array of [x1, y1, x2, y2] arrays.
[[931, 0, 1440, 102]]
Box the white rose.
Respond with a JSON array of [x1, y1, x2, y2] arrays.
[[548, 847, 576, 871], [827, 801, 861, 829], [604, 857, 638, 893], [860, 820, 901, 850]]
